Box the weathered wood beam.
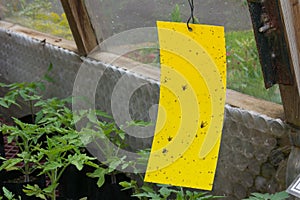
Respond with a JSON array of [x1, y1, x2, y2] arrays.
[[279, 0, 300, 126], [60, 0, 98, 56]]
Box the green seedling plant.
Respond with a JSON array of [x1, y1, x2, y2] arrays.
[[120, 181, 223, 200], [21, 98, 105, 200], [0, 81, 45, 183], [0, 65, 54, 183], [27, 96, 116, 199], [243, 191, 290, 200], [0, 77, 119, 199], [0, 119, 47, 182], [78, 111, 153, 186], [23, 129, 101, 200], [0, 81, 44, 121]]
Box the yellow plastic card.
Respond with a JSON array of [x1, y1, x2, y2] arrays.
[[144, 21, 226, 190]]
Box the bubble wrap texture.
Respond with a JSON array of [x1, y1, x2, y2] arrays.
[[0, 27, 292, 198], [214, 106, 291, 199]]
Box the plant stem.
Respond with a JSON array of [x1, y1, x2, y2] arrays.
[[30, 100, 34, 123], [24, 138, 30, 182], [48, 170, 57, 200]]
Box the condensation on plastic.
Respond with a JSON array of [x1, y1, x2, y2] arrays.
[[0, 27, 292, 199]]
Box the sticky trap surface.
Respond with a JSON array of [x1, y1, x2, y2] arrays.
[[144, 21, 226, 190]]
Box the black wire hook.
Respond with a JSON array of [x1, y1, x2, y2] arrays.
[[187, 0, 195, 31]]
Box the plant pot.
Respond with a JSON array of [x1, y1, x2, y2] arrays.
[[60, 165, 136, 200], [18, 114, 35, 124], [59, 165, 89, 199], [0, 171, 46, 200]]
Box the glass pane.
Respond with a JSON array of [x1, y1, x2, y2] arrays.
[[0, 0, 73, 40], [85, 0, 252, 39], [85, 0, 281, 104], [0, 0, 281, 103]]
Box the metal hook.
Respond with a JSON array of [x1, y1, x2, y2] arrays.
[[187, 0, 195, 31]]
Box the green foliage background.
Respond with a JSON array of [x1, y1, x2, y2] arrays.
[[226, 30, 282, 104], [1, 0, 73, 40]]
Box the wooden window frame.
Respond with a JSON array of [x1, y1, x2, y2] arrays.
[[60, 0, 98, 56], [279, 0, 300, 126]]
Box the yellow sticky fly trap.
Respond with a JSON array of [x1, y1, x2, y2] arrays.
[[144, 21, 226, 191]]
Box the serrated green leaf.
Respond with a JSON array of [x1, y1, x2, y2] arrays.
[[35, 111, 44, 124], [118, 131, 125, 140], [119, 181, 135, 191], [79, 130, 95, 145], [34, 100, 45, 107], [23, 184, 47, 200], [18, 90, 30, 100], [108, 159, 122, 172], [42, 183, 58, 194], [0, 82, 7, 87], [0, 158, 23, 171], [0, 99, 9, 108], [159, 187, 172, 198], [186, 190, 193, 197], [251, 193, 270, 198], [121, 163, 129, 170], [175, 188, 185, 200], [43, 162, 63, 172], [141, 185, 155, 193], [95, 110, 113, 119], [87, 110, 98, 124], [84, 161, 99, 168], [68, 154, 89, 171], [133, 192, 161, 199], [86, 167, 108, 188], [2, 187, 15, 199], [271, 191, 289, 200]]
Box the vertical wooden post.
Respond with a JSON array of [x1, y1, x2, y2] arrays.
[[279, 0, 300, 126], [60, 0, 98, 56]]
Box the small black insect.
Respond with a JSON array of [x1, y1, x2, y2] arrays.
[[162, 148, 168, 154], [182, 85, 188, 91], [167, 136, 173, 142], [200, 121, 208, 128], [40, 39, 46, 46]]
